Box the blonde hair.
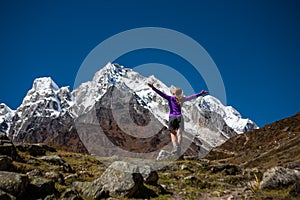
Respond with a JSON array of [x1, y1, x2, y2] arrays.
[[173, 88, 183, 105]]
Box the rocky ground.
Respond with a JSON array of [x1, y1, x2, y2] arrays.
[[1, 131, 300, 200]]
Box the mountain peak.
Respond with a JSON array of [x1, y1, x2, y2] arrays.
[[32, 77, 59, 92], [22, 77, 60, 106]]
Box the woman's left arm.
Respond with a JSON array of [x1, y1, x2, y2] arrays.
[[183, 90, 208, 102]]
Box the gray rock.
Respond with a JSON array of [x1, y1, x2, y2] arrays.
[[0, 155, 13, 171], [156, 150, 176, 161], [26, 169, 42, 177], [96, 161, 143, 197], [0, 171, 29, 197], [78, 161, 158, 199], [260, 167, 300, 189]]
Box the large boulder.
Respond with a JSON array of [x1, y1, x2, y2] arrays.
[[0, 171, 29, 197], [75, 161, 158, 199], [260, 167, 300, 189]]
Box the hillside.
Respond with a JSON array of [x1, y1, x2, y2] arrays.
[[205, 111, 300, 169]]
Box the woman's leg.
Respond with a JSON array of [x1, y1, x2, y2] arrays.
[[177, 128, 182, 146], [170, 130, 178, 148]]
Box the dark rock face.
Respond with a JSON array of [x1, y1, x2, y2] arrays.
[[75, 86, 172, 157], [9, 113, 88, 154]]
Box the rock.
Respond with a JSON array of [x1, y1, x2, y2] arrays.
[[260, 167, 300, 189], [76, 161, 158, 199], [45, 171, 64, 184], [0, 171, 29, 197], [0, 155, 13, 171], [156, 150, 176, 161], [38, 155, 73, 172], [26, 169, 42, 177], [73, 181, 108, 200], [60, 188, 83, 200], [96, 161, 143, 197], [25, 177, 58, 199], [64, 174, 78, 184], [0, 189, 16, 200], [15, 143, 56, 157]]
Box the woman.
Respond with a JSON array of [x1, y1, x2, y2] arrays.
[[148, 83, 208, 155]]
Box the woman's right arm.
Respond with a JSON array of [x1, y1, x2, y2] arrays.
[[148, 83, 170, 100]]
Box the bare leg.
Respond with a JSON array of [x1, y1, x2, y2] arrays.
[[170, 130, 178, 146], [177, 128, 182, 146]]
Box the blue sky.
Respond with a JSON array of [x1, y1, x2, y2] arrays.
[[0, 0, 299, 127]]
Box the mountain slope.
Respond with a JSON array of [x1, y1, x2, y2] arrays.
[[205, 111, 300, 169]]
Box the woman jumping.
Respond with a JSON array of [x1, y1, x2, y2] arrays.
[[148, 83, 208, 155]]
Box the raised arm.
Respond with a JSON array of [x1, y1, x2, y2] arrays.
[[183, 90, 208, 102], [148, 83, 171, 100]]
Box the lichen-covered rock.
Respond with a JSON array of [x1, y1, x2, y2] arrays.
[[0, 171, 29, 197], [260, 167, 300, 189], [38, 155, 73, 172], [94, 161, 143, 198], [76, 161, 157, 199]]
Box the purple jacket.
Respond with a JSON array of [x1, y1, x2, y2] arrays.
[[152, 87, 203, 117]]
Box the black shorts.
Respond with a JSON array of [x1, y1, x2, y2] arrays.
[[168, 116, 184, 131]]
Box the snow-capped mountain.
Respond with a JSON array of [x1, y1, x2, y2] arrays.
[[1, 62, 258, 155], [199, 96, 257, 133], [72, 62, 258, 152]]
